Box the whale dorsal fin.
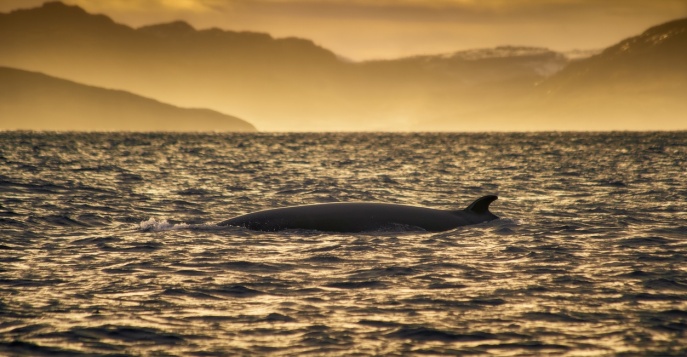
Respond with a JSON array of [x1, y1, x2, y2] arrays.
[[465, 195, 498, 214]]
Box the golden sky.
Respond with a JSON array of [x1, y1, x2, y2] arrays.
[[3, 0, 687, 60]]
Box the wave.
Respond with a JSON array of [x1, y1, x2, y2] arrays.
[[138, 218, 189, 232], [137, 218, 224, 232]]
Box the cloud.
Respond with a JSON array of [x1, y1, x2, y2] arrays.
[[27, 0, 684, 27], [66, 0, 227, 13], [213, 0, 687, 58]]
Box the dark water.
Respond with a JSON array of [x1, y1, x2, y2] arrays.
[[1, 131, 686, 356]]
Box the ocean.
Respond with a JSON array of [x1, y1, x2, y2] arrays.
[[1, 131, 686, 356]]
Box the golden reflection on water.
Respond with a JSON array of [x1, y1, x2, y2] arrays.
[[1, 132, 686, 355]]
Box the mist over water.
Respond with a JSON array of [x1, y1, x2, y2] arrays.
[[4, 3, 687, 132], [1, 132, 686, 356]]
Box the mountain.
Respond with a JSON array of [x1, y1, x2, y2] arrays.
[[532, 18, 687, 130], [0, 67, 256, 132], [353, 46, 570, 130], [0, 2, 568, 131], [545, 18, 687, 91], [3, 2, 683, 131], [0, 2, 345, 130], [360, 46, 566, 88]]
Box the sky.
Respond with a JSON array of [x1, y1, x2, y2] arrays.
[[2, 0, 687, 60]]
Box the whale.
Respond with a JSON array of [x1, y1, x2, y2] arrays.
[[218, 195, 499, 233]]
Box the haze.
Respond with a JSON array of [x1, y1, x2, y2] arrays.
[[1, 1, 686, 131], [2, 0, 685, 60]]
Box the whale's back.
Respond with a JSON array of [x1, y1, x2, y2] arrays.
[[220, 196, 499, 232]]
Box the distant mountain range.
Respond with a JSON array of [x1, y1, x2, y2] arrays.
[[1, 1, 685, 131], [0, 67, 256, 131]]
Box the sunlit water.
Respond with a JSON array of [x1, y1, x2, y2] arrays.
[[1, 132, 686, 356]]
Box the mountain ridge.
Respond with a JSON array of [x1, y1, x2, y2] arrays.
[[0, 66, 256, 132], [1, 1, 685, 131]]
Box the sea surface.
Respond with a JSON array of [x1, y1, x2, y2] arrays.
[[1, 131, 686, 356]]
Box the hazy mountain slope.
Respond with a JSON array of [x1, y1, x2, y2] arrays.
[[357, 47, 569, 130], [544, 18, 687, 92], [0, 67, 256, 132], [531, 18, 687, 130], [0, 2, 567, 131], [0, 2, 346, 130]]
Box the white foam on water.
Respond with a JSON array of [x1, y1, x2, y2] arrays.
[[138, 218, 227, 232], [138, 218, 189, 232]]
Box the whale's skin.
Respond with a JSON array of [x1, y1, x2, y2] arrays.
[[219, 195, 498, 233]]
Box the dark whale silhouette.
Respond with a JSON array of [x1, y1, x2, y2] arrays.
[[219, 195, 499, 232]]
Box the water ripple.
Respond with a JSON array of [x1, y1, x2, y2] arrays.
[[0, 131, 685, 356]]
